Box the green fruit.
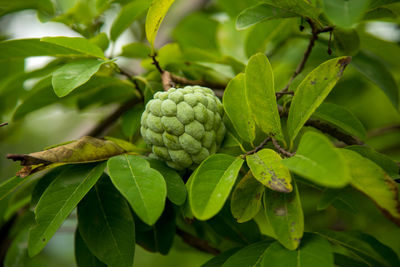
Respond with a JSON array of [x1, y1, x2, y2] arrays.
[[140, 86, 226, 170]]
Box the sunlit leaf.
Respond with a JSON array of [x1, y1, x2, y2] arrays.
[[145, 0, 175, 49]]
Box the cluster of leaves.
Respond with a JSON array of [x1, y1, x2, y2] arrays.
[[1, 0, 400, 266]]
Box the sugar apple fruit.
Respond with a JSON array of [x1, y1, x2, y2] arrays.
[[140, 86, 226, 170]]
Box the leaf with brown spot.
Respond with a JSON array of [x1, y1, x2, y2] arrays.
[[264, 180, 304, 250], [246, 149, 292, 193], [7, 136, 125, 177]]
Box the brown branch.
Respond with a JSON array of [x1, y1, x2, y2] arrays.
[[277, 20, 334, 100], [271, 138, 295, 157], [242, 137, 271, 157], [85, 98, 142, 138], [150, 54, 164, 74], [176, 228, 220, 255], [170, 73, 226, 89], [0, 122, 8, 127]]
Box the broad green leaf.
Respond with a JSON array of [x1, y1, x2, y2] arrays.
[[264, 180, 303, 250], [341, 149, 400, 226], [0, 176, 26, 201], [231, 171, 264, 223], [313, 102, 366, 140], [121, 43, 151, 58], [261, 0, 321, 21], [323, 0, 369, 27], [75, 230, 107, 267], [28, 162, 106, 256], [246, 149, 293, 193], [30, 167, 64, 208], [110, 0, 151, 41], [189, 154, 244, 220], [282, 132, 351, 188], [352, 51, 399, 110], [317, 187, 358, 213], [222, 240, 272, 267], [236, 3, 296, 30], [317, 230, 400, 267], [260, 234, 334, 266], [223, 73, 256, 143], [246, 53, 283, 140], [77, 175, 135, 267], [333, 27, 360, 56], [9, 136, 125, 177], [334, 254, 369, 267], [107, 154, 167, 225], [145, 0, 175, 48], [52, 59, 108, 97], [287, 56, 351, 143], [4, 230, 34, 267], [346, 146, 399, 179], [201, 248, 241, 267], [0, 39, 99, 60], [89, 32, 109, 51], [41, 37, 105, 59], [147, 158, 187, 205], [135, 202, 176, 255]]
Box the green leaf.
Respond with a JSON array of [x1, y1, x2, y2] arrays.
[[245, 53, 283, 140], [282, 132, 351, 188], [323, 0, 369, 27], [313, 102, 366, 140], [340, 149, 400, 226], [30, 167, 64, 208], [231, 171, 264, 223], [52, 59, 108, 97], [236, 3, 296, 30], [189, 154, 244, 220], [41, 37, 105, 59], [145, 0, 175, 49], [352, 51, 399, 110], [147, 158, 187, 206], [260, 234, 334, 266], [264, 180, 303, 250], [121, 43, 151, 58], [0, 176, 27, 201], [346, 146, 399, 179], [221, 240, 272, 267], [223, 73, 256, 143], [261, 0, 321, 21], [77, 175, 135, 267], [334, 254, 369, 267], [75, 230, 107, 267], [28, 162, 106, 256], [110, 0, 151, 41], [246, 149, 293, 193], [287, 56, 351, 143], [201, 248, 241, 267], [317, 230, 400, 267], [0, 39, 100, 60], [89, 32, 109, 51], [107, 154, 167, 225], [4, 230, 33, 267]]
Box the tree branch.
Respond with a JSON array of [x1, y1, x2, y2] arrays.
[[277, 19, 334, 100], [242, 137, 271, 157], [0, 122, 8, 127], [271, 137, 295, 157], [367, 124, 400, 138], [176, 228, 220, 255]]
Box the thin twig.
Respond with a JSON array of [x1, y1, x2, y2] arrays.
[[0, 122, 8, 127], [367, 124, 400, 138], [271, 137, 295, 157], [242, 137, 271, 157], [277, 20, 334, 100], [86, 98, 142, 137], [176, 228, 220, 255], [150, 54, 164, 74]]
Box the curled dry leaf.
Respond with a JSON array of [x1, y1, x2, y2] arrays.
[[7, 136, 125, 177]]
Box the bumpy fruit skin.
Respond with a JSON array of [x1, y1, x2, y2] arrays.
[[140, 86, 226, 170]]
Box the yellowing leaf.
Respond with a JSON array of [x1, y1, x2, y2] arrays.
[[146, 0, 175, 49]]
